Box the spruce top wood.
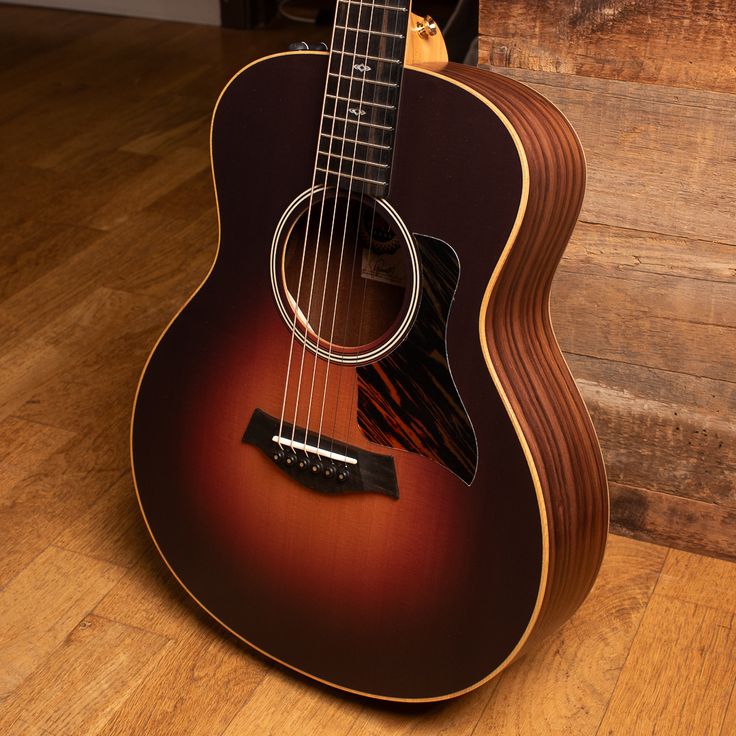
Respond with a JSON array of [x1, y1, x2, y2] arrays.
[[131, 4, 609, 701]]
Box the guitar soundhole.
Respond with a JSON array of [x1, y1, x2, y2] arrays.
[[272, 188, 420, 364]]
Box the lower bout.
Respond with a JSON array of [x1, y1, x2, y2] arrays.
[[131, 302, 546, 699], [135, 422, 545, 699]]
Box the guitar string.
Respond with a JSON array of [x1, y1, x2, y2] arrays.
[[283, 0, 358, 455], [324, 76, 375, 453], [336, 0, 405, 460], [300, 0, 374, 460], [314, 0, 383, 454], [325, 0, 405, 460], [276, 12, 344, 449]]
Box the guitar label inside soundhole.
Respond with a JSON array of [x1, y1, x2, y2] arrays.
[[359, 207, 406, 287], [271, 187, 420, 365]]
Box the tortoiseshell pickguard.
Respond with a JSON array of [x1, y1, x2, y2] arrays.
[[357, 233, 478, 484]]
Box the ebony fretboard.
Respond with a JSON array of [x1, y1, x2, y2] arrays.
[[317, 0, 410, 197]]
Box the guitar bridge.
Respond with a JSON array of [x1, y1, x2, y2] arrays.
[[242, 408, 398, 499]]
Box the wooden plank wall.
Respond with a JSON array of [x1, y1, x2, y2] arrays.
[[479, 1, 736, 559]]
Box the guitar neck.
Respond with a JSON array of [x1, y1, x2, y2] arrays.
[[317, 0, 411, 197]]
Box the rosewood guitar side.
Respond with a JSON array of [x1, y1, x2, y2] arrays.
[[432, 63, 609, 645]]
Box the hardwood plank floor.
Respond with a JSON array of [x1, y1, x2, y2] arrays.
[[0, 6, 734, 735]]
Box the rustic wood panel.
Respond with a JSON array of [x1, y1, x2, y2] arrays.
[[562, 350, 735, 557], [478, 3, 736, 556], [610, 482, 736, 561], [571, 370, 735, 506], [554, 269, 735, 382], [550, 220, 736, 555], [479, 1, 736, 95], [487, 68, 736, 245], [561, 311, 733, 552], [562, 221, 736, 284]]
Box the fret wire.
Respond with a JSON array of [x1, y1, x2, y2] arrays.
[[337, 0, 407, 11], [316, 166, 386, 187], [327, 72, 398, 88], [325, 93, 395, 110], [334, 25, 404, 39], [330, 52, 402, 64], [318, 150, 389, 168], [323, 113, 393, 131], [319, 132, 391, 150], [319, 0, 406, 191]]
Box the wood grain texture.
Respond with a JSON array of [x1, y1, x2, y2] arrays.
[[562, 221, 736, 284], [0, 614, 168, 736], [553, 268, 735, 382], [488, 68, 736, 246], [722, 686, 736, 736], [430, 62, 609, 640], [475, 535, 666, 735], [94, 551, 210, 640], [97, 627, 265, 736], [55, 475, 145, 568], [610, 482, 736, 562], [656, 548, 736, 613], [0, 432, 126, 588], [572, 367, 735, 505], [562, 350, 735, 558], [0, 3, 734, 731], [596, 555, 736, 735], [478, 1, 736, 94], [357, 234, 477, 483], [344, 682, 496, 736], [0, 415, 74, 488], [0, 547, 126, 695], [221, 669, 362, 736], [476, 3, 736, 557]]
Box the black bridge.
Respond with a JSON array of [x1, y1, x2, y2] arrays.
[[243, 408, 398, 499]]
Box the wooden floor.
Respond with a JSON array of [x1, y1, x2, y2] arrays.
[[0, 6, 734, 735]]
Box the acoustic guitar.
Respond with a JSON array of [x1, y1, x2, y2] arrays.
[[131, 3, 609, 701]]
